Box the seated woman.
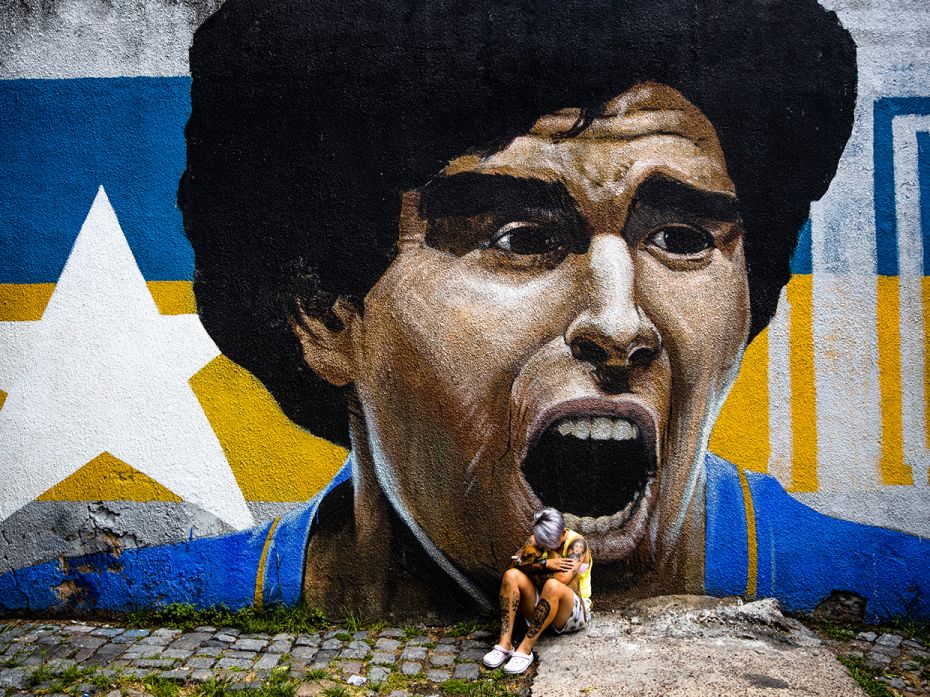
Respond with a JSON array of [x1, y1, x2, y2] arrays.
[[483, 508, 592, 674]]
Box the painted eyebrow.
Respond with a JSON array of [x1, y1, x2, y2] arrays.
[[632, 173, 741, 222], [418, 171, 577, 219]]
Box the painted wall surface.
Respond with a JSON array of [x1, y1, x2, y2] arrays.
[[0, 0, 928, 622]]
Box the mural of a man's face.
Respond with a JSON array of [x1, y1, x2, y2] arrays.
[[316, 82, 750, 590]]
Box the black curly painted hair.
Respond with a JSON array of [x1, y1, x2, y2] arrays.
[[179, 0, 857, 446]]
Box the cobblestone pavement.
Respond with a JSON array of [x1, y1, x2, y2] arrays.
[[816, 627, 930, 696], [0, 620, 530, 695]]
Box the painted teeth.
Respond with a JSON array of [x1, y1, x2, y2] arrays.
[[563, 481, 654, 535], [554, 416, 638, 441]]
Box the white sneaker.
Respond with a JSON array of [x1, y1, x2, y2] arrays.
[[482, 644, 513, 668], [502, 650, 534, 674]]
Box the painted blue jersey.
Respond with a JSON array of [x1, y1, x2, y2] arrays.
[[1, 454, 927, 620]]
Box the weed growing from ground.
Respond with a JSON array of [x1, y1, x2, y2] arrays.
[[125, 602, 329, 634], [837, 655, 894, 697]]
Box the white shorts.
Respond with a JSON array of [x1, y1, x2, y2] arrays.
[[554, 592, 591, 634], [528, 591, 591, 634]]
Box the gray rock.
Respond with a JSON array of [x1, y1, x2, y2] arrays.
[[71, 635, 106, 649], [875, 634, 904, 648], [864, 653, 892, 669], [255, 653, 282, 670], [879, 676, 906, 689], [294, 634, 320, 646], [151, 628, 182, 638], [429, 654, 454, 666], [268, 640, 291, 653], [401, 661, 423, 675], [158, 668, 191, 681], [408, 635, 431, 645], [135, 658, 175, 669], [460, 648, 487, 662], [870, 644, 900, 657], [427, 668, 452, 682], [367, 665, 390, 685], [338, 661, 364, 675], [120, 629, 150, 639], [321, 639, 343, 650], [339, 646, 369, 659], [233, 638, 267, 652], [347, 674, 367, 686], [216, 657, 253, 670], [91, 628, 124, 638], [161, 648, 193, 659], [400, 646, 427, 660], [380, 628, 404, 638], [215, 633, 238, 643], [371, 652, 397, 665], [375, 638, 401, 651], [191, 669, 214, 682], [195, 626, 217, 633], [168, 632, 212, 650], [469, 630, 493, 640], [0, 668, 27, 689], [857, 632, 878, 643], [453, 663, 480, 680], [290, 646, 318, 660], [186, 657, 216, 669], [223, 649, 258, 659]]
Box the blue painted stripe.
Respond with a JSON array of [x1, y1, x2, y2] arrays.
[[0, 77, 193, 283], [873, 97, 930, 277], [747, 470, 930, 621], [0, 523, 273, 612], [262, 457, 353, 606], [919, 132, 930, 277], [704, 453, 748, 596], [790, 219, 813, 274]]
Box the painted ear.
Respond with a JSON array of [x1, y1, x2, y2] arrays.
[[289, 297, 359, 387]]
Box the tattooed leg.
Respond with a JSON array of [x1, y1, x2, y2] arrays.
[[525, 598, 551, 640], [498, 568, 533, 650], [516, 579, 574, 654]]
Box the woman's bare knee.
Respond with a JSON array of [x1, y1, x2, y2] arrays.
[[502, 567, 527, 587]]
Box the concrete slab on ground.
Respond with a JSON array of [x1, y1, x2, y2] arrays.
[[533, 595, 866, 697]]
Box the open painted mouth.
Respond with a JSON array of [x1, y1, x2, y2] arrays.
[[522, 413, 657, 530]]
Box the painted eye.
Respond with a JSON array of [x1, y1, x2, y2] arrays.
[[491, 221, 564, 255], [647, 225, 714, 255]]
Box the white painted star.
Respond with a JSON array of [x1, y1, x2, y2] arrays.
[[0, 187, 255, 530]]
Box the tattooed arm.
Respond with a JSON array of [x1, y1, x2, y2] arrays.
[[548, 535, 589, 586]]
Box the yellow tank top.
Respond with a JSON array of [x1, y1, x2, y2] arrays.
[[560, 529, 592, 604]]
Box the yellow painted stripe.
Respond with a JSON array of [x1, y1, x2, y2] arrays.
[[0, 281, 197, 319], [787, 275, 818, 492], [710, 328, 770, 472], [924, 278, 930, 465], [190, 355, 347, 501], [254, 517, 281, 608], [0, 283, 55, 321], [147, 281, 198, 315], [736, 467, 758, 598], [877, 276, 912, 485]]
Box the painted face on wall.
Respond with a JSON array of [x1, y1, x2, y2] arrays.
[[346, 82, 750, 590]]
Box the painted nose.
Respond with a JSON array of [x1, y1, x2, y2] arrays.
[[565, 235, 660, 368]]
